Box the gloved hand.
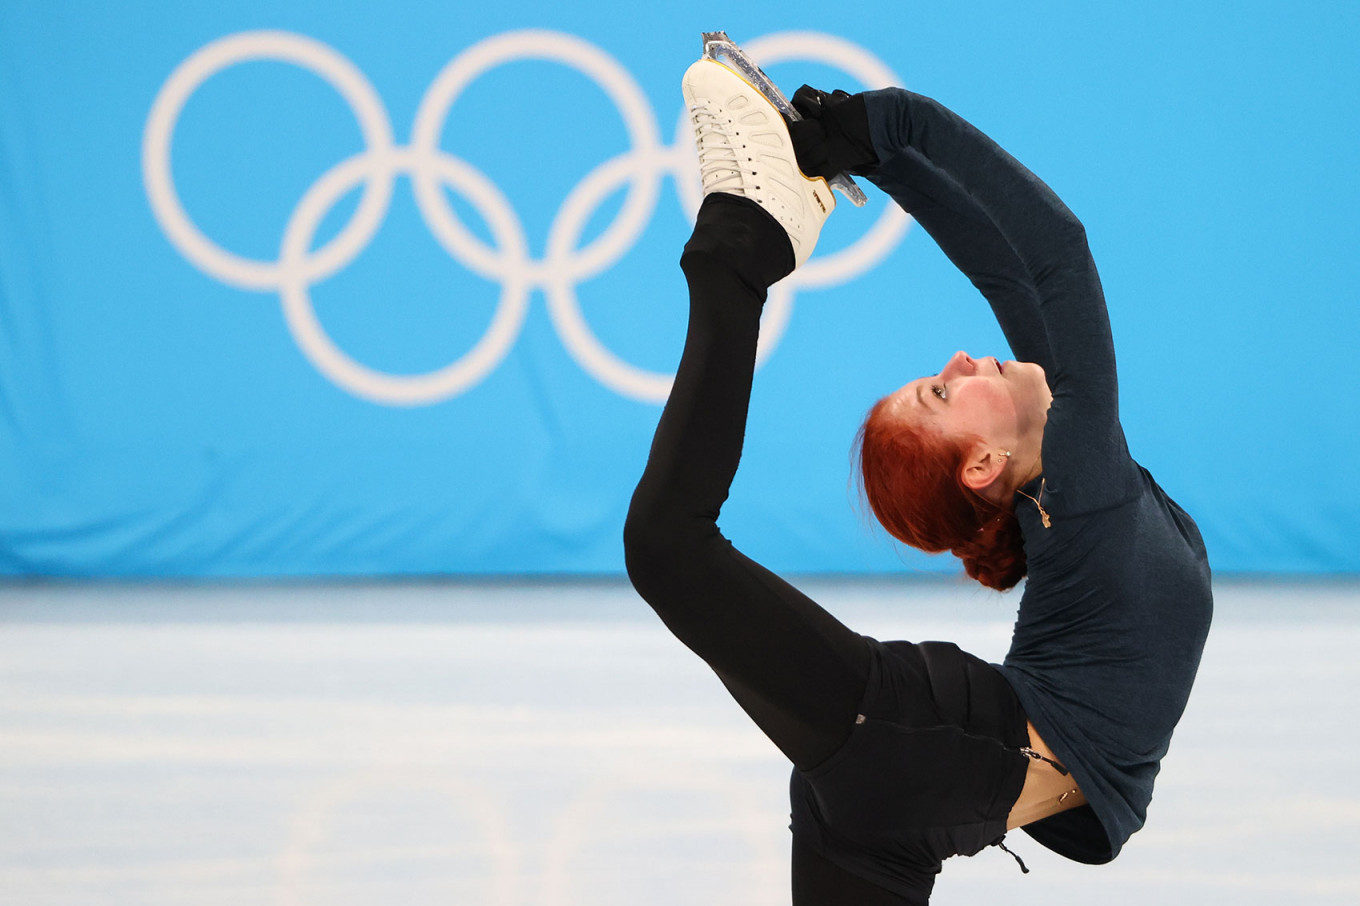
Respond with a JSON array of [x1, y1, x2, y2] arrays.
[[786, 85, 879, 179]]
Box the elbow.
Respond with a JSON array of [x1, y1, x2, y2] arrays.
[[1034, 211, 1094, 274], [1050, 207, 1089, 248]]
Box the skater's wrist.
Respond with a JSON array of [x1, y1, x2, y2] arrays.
[[788, 86, 878, 178]]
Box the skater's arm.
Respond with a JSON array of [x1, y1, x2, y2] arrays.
[[863, 88, 1132, 504], [864, 146, 1056, 374], [789, 85, 1053, 371]]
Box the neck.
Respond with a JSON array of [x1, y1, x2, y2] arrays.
[[1005, 421, 1045, 497], [979, 467, 1036, 507], [984, 447, 1042, 507], [1014, 455, 1043, 490]]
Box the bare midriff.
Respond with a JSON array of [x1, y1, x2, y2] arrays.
[[1006, 721, 1087, 830]]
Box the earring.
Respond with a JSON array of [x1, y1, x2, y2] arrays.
[[1000, 450, 1012, 458]]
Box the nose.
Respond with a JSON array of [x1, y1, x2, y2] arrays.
[[940, 350, 977, 380]]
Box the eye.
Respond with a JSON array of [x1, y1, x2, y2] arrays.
[[931, 383, 947, 401]]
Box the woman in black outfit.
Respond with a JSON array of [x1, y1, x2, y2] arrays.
[[624, 57, 1213, 905]]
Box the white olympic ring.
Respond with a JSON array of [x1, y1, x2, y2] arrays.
[[143, 29, 909, 405]]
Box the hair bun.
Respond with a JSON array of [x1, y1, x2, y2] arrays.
[[953, 513, 1026, 591]]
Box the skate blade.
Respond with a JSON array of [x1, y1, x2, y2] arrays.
[[700, 30, 869, 208]]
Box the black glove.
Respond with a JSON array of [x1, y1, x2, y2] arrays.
[[786, 85, 878, 179]]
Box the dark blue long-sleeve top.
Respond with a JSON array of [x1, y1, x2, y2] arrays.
[[859, 88, 1213, 863]]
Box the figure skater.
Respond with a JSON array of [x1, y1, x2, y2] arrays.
[[623, 54, 1212, 904]]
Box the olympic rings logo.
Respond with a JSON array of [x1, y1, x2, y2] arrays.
[[143, 29, 909, 405]]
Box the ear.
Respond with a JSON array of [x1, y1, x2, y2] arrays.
[[960, 443, 1008, 493]]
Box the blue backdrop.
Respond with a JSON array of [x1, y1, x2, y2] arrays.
[[2, 0, 1357, 577]]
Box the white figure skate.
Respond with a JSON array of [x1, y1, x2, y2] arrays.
[[700, 30, 868, 207], [682, 55, 834, 267]]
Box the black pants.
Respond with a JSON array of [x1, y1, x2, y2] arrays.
[[623, 194, 1026, 905]]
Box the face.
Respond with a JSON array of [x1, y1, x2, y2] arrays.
[[887, 351, 1052, 449]]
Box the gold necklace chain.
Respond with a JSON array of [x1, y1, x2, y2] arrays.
[[1016, 478, 1052, 528]]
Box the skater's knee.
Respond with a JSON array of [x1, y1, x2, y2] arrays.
[[622, 516, 674, 606], [623, 487, 666, 575], [622, 494, 710, 601], [623, 493, 679, 576]]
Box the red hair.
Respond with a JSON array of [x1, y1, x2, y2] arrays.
[[854, 395, 1027, 591]]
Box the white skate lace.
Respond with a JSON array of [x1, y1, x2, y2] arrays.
[[687, 99, 746, 196]]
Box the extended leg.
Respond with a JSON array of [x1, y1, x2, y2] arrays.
[[623, 194, 868, 771]]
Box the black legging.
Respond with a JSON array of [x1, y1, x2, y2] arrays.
[[623, 193, 911, 905]]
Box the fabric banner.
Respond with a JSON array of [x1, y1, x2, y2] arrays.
[[1, 1, 1356, 576]]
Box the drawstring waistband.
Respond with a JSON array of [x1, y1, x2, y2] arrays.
[[993, 745, 1076, 874]]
